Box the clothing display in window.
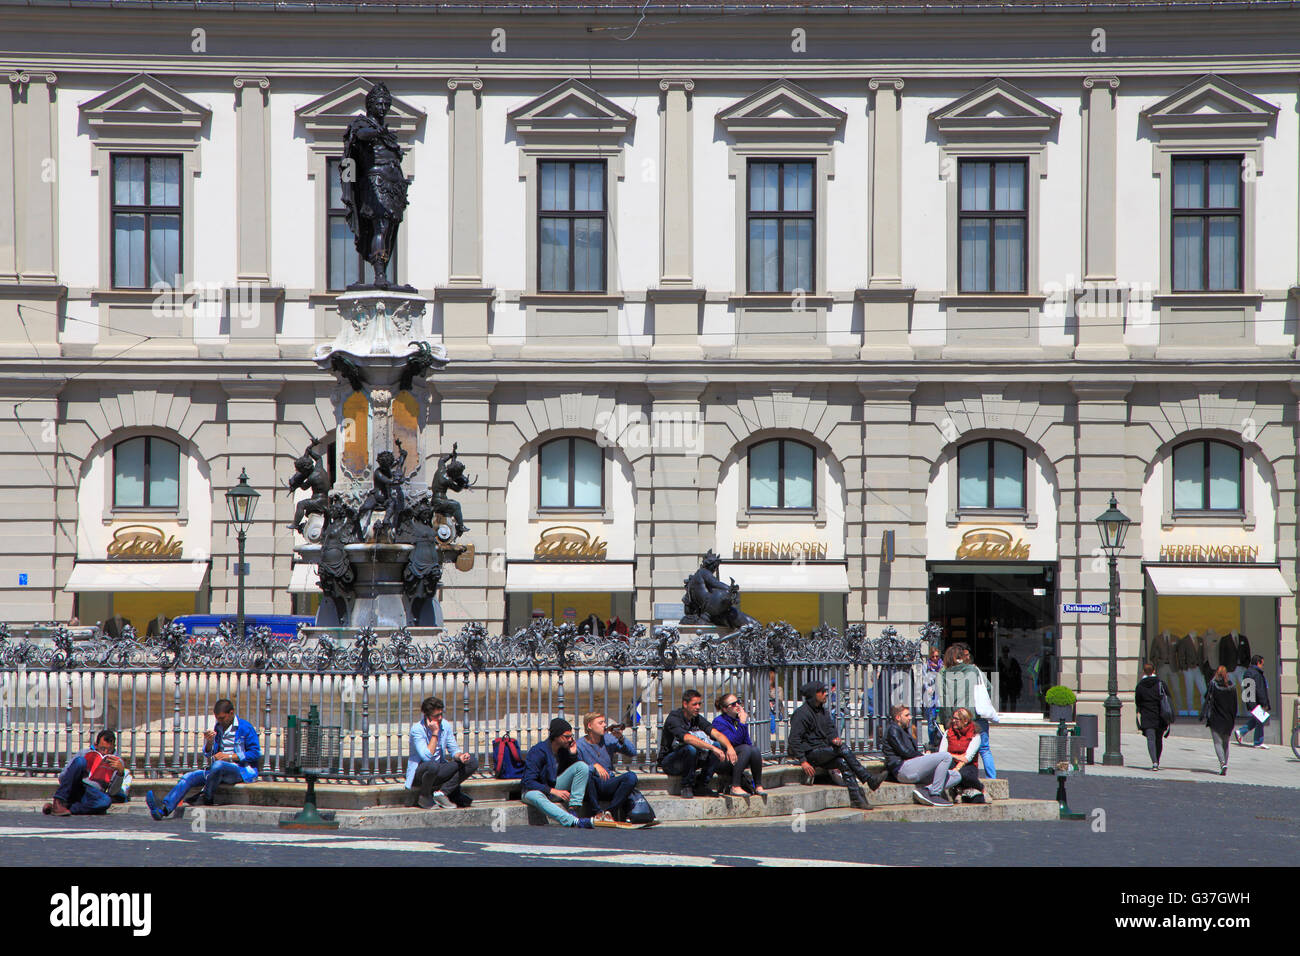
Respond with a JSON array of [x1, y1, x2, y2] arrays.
[[145, 614, 170, 638]]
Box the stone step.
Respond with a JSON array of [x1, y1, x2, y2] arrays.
[[1, 765, 1009, 810], [6, 785, 1055, 830]]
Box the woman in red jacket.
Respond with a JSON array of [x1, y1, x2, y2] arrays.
[[940, 708, 987, 803]]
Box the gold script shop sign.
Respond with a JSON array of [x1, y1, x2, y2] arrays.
[[733, 540, 829, 560], [534, 526, 608, 561], [1159, 544, 1260, 563], [107, 524, 184, 559], [956, 528, 1030, 561]]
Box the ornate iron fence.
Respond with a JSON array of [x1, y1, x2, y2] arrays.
[[0, 619, 929, 784]]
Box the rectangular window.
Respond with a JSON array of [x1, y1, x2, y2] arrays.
[[112, 155, 181, 289], [958, 159, 1026, 293], [538, 160, 606, 293], [327, 157, 396, 290], [747, 160, 814, 293], [1172, 156, 1242, 292]]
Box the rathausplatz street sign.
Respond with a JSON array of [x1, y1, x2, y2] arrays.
[[1062, 603, 1107, 614]]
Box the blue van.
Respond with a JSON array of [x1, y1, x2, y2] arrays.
[[170, 614, 314, 640]]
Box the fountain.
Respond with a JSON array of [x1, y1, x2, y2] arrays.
[[289, 81, 473, 629]]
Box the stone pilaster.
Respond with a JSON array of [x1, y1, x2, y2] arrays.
[[860, 381, 924, 626], [860, 78, 913, 361], [438, 78, 494, 361], [1067, 382, 1140, 720], [647, 378, 707, 619], [650, 79, 704, 360], [227, 76, 281, 358], [0, 379, 63, 620], [1076, 76, 1128, 360], [0, 76, 15, 283], [217, 381, 283, 617], [434, 379, 500, 630]]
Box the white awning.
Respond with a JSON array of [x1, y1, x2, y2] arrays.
[[1146, 565, 1292, 597], [289, 563, 318, 594], [506, 562, 634, 593], [64, 561, 209, 593], [727, 562, 850, 593]]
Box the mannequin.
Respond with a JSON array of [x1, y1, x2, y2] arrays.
[[1153, 629, 1179, 711], [145, 614, 170, 638], [103, 614, 130, 640]]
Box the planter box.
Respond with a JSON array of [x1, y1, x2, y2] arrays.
[[1048, 704, 1075, 722]]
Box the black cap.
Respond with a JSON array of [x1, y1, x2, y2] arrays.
[[799, 680, 827, 700], [548, 717, 573, 739]]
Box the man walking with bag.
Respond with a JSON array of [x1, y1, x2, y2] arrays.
[[1234, 655, 1272, 748]]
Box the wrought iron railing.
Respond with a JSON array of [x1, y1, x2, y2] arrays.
[[0, 619, 930, 784]]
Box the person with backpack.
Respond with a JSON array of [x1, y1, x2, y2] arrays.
[[1203, 665, 1238, 776], [576, 711, 638, 822], [1135, 662, 1173, 771], [405, 696, 478, 809], [521, 718, 603, 828]]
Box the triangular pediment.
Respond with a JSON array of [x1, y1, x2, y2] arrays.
[[930, 79, 1060, 141], [80, 74, 210, 141], [717, 80, 846, 140], [508, 80, 635, 140], [1141, 74, 1278, 138], [296, 78, 424, 140]]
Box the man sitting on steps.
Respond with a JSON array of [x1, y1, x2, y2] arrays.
[[788, 680, 884, 810], [658, 689, 728, 799], [146, 699, 260, 820], [406, 696, 478, 809], [883, 704, 959, 808]]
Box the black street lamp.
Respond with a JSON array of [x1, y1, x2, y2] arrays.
[[225, 468, 260, 641], [1095, 492, 1131, 766]]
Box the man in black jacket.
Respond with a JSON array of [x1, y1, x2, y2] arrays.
[[659, 689, 728, 798], [787, 680, 884, 810], [1234, 655, 1272, 748], [882, 705, 959, 807]]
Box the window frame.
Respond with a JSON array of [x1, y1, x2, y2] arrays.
[[109, 153, 184, 291], [745, 158, 817, 295], [746, 438, 817, 512], [1170, 155, 1244, 294], [956, 158, 1028, 295], [956, 438, 1027, 512], [112, 435, 182, 511], [536, 436, 606, 512], [535, 159, 609, 294], [1171, 438, 1244, 514]]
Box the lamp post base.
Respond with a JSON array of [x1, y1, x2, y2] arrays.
[[1102, 694, 1124, 766]]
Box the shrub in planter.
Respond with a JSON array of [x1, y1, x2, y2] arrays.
[[1044, 685, 1077, 721]]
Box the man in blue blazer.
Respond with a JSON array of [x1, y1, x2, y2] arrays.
[[146, 699, 261, 819], [407, 696, 478, 809]]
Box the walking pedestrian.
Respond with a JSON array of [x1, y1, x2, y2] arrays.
[[940, 643, 998, 779], [1234, 655, 1271, 749], [1203, 665, 1237, 776], [1134, 662, 1172, 770], [923, 647, 943, 749]]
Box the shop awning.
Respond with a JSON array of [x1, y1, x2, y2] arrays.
[[65, 561, 209, 593], [506, 562, 634, 593], [288, 563, 318, 594], [728, 562, 850, 593], [1145, 565, 1292, 597]]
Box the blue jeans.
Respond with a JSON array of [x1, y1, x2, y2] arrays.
[[659, 744, 720, 791], [52, 755, 113, 815], [1237, 716, 1266, 745], [973, 719, 996, 779], [585, 768, 638, 815], [162, 761, 247, 814], [521, 762, 589, 826], [925, 706, 941, 749]]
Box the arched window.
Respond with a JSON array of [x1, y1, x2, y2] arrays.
[[1172, 439, 1243, 512], [113, 436, 180, 508], [748, 439, 815, 510], [957, 439, 1026, 510], [538, 437, 603, 510]]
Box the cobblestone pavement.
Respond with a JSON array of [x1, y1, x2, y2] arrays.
[[3, 768, 1297, 867]]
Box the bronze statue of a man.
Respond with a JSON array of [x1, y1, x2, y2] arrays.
[[341, 82, 409, 290]]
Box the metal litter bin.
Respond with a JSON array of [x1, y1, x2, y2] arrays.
[[1038, 733, 1087, 820], [281, 705, 341, 830]]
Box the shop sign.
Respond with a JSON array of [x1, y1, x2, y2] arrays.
[[956, 527, 1030, 561], [732, 540, 829, 561], [534, 525, 608, 561], [1158, 543, 1260, 563], [107, 524, 184, 559]]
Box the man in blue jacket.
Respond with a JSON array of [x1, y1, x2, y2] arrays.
[[407, 696, 478, 809], [1235, 655, 1272, 748], [146, 699, 261, 819], [520, 718, 596, 828]]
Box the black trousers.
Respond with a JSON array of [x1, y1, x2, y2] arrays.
[[414, 754, 479, 799], [1143, 727, 1163, 764], [954, 760, 983, 792], [804, 744, 868, 800], [718, 743, 764, 789], [585, 770, 639, 814], [659, 744, 720, 790]]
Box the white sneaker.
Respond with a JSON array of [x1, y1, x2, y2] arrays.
[[1254, 744, 1269, 750], [1233, 729, 1244, 745], [828, 769, 845, 787], [431, 791, 455, 809]]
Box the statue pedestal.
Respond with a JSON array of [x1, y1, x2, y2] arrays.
[[314, 291, 444, 388], [296, 543, 444, 629]]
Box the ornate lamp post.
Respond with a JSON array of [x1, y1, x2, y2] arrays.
[[1095, 492, 1131, 766], [225, 468, 260, 640]]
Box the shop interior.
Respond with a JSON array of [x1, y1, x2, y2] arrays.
[[75, 589, 208, 637]]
